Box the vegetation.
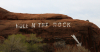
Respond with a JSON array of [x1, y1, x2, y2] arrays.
[[0, 34, 45, 52], [0, 34, 90, 52], [26, 34, 46, 52], [56, 45, 90, 52]]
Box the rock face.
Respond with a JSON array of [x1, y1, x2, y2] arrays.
[[0, 7, 72, 20], [0, 7, 100, 52]]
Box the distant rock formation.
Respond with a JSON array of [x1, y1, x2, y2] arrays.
[[0, 7, 100, 52]]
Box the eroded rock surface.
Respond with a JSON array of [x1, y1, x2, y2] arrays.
[[0, 7, 100, 52]]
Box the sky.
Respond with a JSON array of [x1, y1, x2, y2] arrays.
[[0, 0, 100, 28]]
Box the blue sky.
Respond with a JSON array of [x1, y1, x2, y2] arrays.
[[0, 0, 100, 28]]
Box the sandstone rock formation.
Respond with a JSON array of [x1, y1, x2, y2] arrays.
[[0, 7, 72, 20], [0, 7, 100, 52]]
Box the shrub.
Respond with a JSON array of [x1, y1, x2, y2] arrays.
[[56, 45, 90, 52], [0, 34, 28, 52], [26, 34, 43, 43], [53, 40, 66, 49], [0, 34, 45, 52], [26, 34, 45, 52]]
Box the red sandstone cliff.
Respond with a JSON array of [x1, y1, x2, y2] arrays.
[[0, 7, 100, 52]]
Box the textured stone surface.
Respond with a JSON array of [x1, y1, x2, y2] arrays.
[[0, 7, 100, 52], [0, 7, 72, 20]]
